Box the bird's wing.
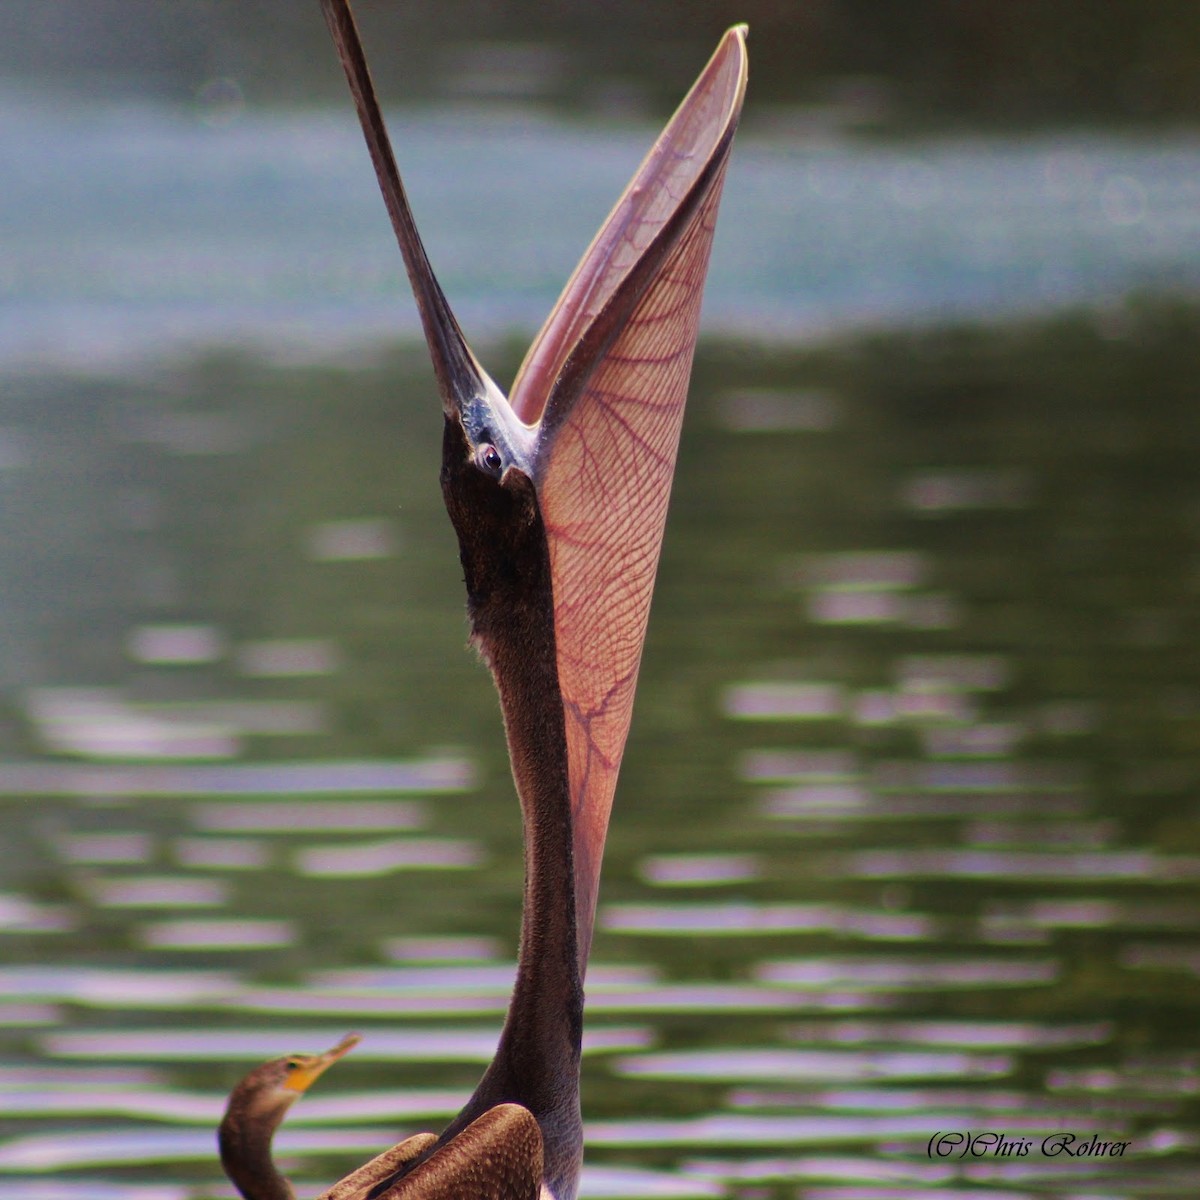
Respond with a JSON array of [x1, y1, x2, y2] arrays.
[[317, 1131, 437, 1199], [319, 1105, 542, 1200], [508, 27, 748, 968]]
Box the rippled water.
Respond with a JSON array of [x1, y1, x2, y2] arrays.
[[2, 79, 1200, 1200], [2, 92, 1200, 370], [1, 304, 1199, 1198]]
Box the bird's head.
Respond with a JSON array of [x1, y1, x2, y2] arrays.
[[224, 1033, 361, 1130], [321, 0, 747, 979]]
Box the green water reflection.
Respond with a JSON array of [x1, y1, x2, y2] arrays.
[[0, 303, 1198, 1197]]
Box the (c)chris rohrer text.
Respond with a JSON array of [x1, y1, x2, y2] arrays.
[[927, 1132, 1130, 1159]]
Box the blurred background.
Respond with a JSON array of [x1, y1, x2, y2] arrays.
[[1, 2, 1199, 1198], [4, 0, 1200, 121]]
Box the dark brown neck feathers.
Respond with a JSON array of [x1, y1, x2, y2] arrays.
[[219, 1101, 294, 1200], [436, 416, 584, 1196]]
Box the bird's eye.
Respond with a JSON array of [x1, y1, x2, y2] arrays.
[[285, 1059, 300, 1071], [474, 443, 503, 477]]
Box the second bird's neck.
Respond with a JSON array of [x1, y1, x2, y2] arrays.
[[219, 1107, 294, 1200]]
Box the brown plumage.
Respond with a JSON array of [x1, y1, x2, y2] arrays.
[[221, 5, 749, 1198], [218, 1034, 360, 1200], [320, 1106, 542, 1200]]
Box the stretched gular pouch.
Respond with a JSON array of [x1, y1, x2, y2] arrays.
[[334, 11, 749, 978], [511, 28, 749, 968]]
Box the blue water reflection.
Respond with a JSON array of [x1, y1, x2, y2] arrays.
[[2, 95, 1200, 369]]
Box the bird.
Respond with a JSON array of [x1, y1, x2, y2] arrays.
[[219, 1033, 361, 1200], [304, 4, 748, 1198]]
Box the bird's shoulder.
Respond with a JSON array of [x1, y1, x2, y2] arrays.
[[318, 1104, 542, 1200]]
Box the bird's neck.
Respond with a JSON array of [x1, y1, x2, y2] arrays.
[[439, 425, 584, 1196], [219, 1105, 294, 1200], [477, 568, 584, 1184]]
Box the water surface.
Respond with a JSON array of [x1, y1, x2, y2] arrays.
[[1, 79, 1199, 1200], [2, 94, 1200, 369], [1, 305, 1198, 1196]]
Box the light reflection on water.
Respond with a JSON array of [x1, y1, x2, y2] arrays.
[[3, 96, 1200, 370], [0, 759, 473, 796], [613, 1050, 1014, 1085], [2, 326, 1199, 1193], [39, 1027, 653, 1064], [602, 902, 933, 940], [295, 837, 484, 878]]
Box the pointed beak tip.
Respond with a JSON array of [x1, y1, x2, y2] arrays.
[[332, 1032, 363, 1057]]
